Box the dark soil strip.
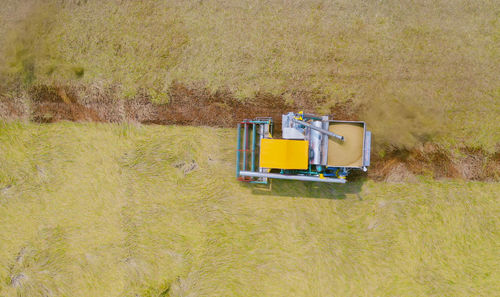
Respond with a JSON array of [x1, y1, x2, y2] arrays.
[[1, 83, 498, 182], [368, 146, 500, 182], [22, 82, 359, 129]]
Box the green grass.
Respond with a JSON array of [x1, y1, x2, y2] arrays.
[[0, 122, 498, 296], [1, 0, 499, 151]]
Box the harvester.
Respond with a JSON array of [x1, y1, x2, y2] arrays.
[[236, 112, 371, 184]]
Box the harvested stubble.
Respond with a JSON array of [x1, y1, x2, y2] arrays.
[[0, 122, 498, 296]]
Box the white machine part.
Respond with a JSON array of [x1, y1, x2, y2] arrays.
[[282, 113, 305, 139], [310, 120, 322, 164]]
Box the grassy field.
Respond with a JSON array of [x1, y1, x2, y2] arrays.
[[0, 122, 498, 296], [0, 1, 498, 296], [1, 0, 499, 152]]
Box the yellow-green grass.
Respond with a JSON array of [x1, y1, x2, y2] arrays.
[[0, 122, 498, 296], [1, 0, 499, 152]]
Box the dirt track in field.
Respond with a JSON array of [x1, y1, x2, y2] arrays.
[[13, 83, 358, 128], [1, 83, 498, 182]]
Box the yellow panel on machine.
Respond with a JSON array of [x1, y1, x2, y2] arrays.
[[259, 139, 309, 169]]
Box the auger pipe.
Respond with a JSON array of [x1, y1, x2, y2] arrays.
[[239, 171, 347, 184], [291, 118, 344, 141]]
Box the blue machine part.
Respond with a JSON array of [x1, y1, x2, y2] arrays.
[[363, 131, 371, 169], [324, 167, 349, 179]]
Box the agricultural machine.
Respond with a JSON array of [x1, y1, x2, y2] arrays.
[[236, 112, 371, 184]]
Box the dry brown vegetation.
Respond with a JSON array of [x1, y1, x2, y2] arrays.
[[0, 0, 499, 179]]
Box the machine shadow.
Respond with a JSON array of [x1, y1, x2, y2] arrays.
[[248, 177, 366, 200]]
